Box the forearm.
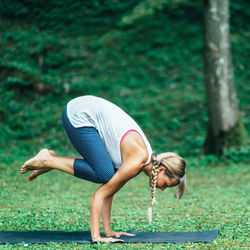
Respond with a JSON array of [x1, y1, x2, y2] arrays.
[[90, 192, 104, 241], [89, 162, 140, 241], [102, 196, 113, 234]]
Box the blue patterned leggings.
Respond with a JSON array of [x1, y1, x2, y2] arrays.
[[61, 106, 115, 183]]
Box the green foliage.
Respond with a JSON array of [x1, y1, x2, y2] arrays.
[[120, 0, 201, 25], [222, 146, 250, 163], [0, 0, 141, 35], [0, 0, 249, 161]]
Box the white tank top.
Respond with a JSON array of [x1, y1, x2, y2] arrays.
[[66, 95, 153, 169]]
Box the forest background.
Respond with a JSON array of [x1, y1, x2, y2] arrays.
[[0, 0, 249, 164]]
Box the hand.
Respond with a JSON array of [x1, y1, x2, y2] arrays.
[[92, 236, 124, 243], [105, 231, 135, 238]]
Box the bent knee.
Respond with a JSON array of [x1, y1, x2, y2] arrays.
[[97, 171, 114, 183]]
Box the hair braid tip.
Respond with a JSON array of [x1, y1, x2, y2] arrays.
[[147, 206, 152, 223]]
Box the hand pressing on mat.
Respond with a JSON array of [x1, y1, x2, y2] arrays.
[[104, 231, 135, 238], [92, 236, 124, 243]]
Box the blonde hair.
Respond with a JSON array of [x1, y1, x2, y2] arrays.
[[147, 152, 186, 223]]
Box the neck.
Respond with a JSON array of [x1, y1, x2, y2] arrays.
[[142, 162, 152, 177]]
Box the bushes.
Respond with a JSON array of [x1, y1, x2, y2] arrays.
[[0, 0, 249, 162]]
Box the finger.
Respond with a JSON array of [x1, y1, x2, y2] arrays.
[[102, 237, 124, 243], [111, 238, 124, 243], [118, 232, 136, 236], [94, 237, 112, 243]]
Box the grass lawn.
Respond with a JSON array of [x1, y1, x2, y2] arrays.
[[0, 160, 249, 249]]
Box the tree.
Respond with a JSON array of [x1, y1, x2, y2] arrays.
[[203, 0, 247, 155]]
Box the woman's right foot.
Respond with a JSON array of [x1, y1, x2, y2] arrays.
[[26, 150, 58, 181], [20, 148, 53, 174]]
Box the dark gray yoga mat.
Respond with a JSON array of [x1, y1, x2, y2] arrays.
[[0, 230, 219, 244]]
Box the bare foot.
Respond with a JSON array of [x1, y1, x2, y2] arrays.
[[28, 168, 52, 181], [26, 149, 58, 180], [20, 148, 52, 174], [49, 150, 58, 156]]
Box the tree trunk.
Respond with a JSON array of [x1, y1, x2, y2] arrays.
[[203, 0, 247, 155]]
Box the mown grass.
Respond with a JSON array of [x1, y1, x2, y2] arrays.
[[0, 160, 249, 249]]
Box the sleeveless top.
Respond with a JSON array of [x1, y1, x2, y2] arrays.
[[66, 95, 153, 169]]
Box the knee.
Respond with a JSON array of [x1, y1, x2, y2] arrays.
[[96, 169, 114, 183]]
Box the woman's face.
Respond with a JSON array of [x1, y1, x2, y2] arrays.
[[155, 166, 179, 191]]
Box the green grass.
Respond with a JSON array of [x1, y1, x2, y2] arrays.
[[0, 161, 249, 249]]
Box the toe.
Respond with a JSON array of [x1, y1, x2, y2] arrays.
[[28, 174, 36, 181], [20, 168, 27, 174], [20, 164, 29, 173], [28, 170, 39, 181]]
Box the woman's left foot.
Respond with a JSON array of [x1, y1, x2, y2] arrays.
[[20, 148, 52, 174], [28, 168, 52, 181]]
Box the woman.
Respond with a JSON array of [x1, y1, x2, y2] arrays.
[[20, 95, 186, 243]]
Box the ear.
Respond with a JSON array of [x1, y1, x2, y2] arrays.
[[157, 166, 165, 173]]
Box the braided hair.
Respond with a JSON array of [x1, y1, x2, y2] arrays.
[[147, 152, 186, 223], [147, 153, 159, 222]]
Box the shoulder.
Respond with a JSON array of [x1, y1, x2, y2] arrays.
[[120, 131, 148, 167]]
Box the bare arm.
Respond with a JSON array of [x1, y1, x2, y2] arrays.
[[102, 196, 113, 235], [102, 195, 135, 238], [90, 146, 147, 242]]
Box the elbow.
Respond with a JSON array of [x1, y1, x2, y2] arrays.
[[91, 191, 101, 204], [91, 189, 110, 206]]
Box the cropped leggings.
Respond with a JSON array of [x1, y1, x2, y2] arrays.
[[61, 106, 115, 183]]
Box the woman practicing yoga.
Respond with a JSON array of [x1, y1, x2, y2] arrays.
[[20, 95, 186, 243]]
